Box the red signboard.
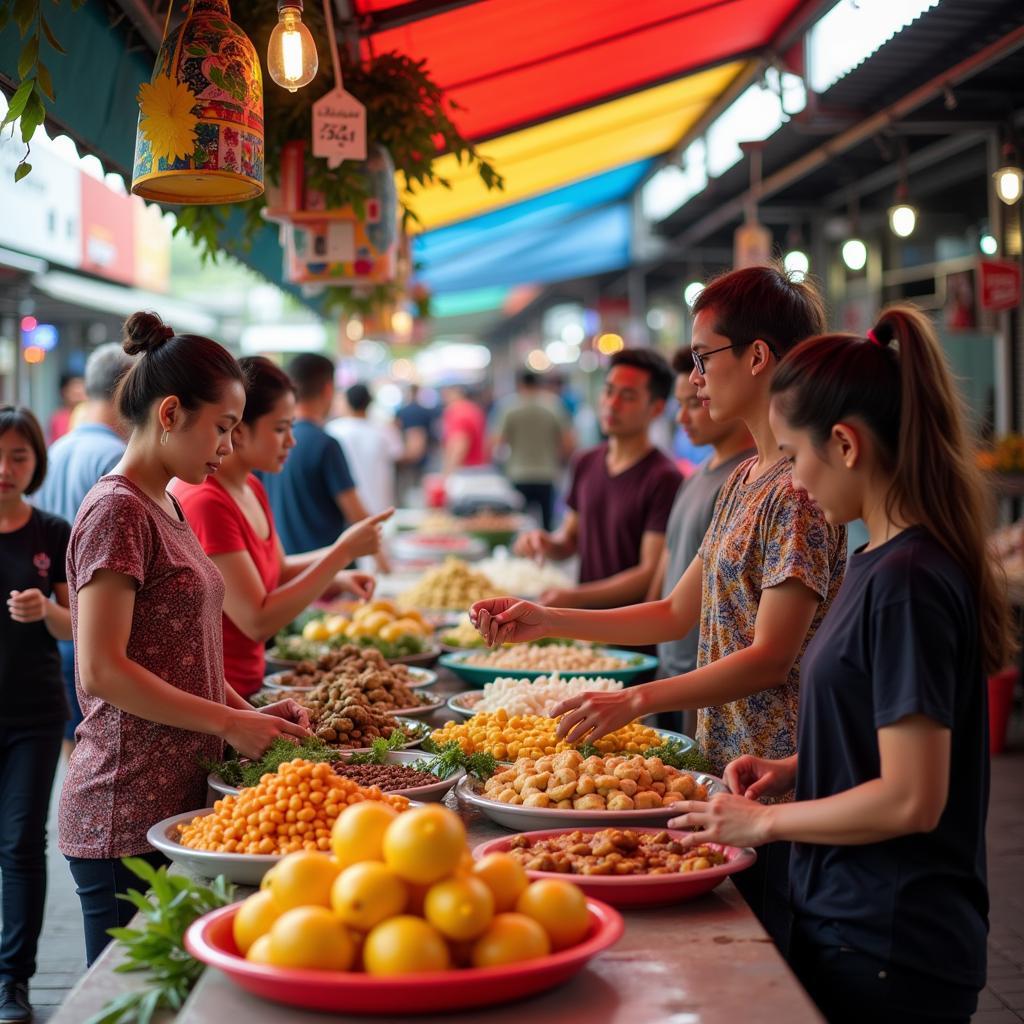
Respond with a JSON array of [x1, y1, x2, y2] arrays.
[[79, 173, 135, 285], [979, 258, 1022, 312]]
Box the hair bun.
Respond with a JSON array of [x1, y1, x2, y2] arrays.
[[870, 320, 896, 346], [122, 311, 174, 356]]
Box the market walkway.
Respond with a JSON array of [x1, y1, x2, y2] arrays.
[[22, 744, 1024, 1023]]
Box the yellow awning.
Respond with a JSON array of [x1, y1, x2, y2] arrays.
[[403, 62, 742, 232]]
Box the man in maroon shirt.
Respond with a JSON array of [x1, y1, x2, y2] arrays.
[[516, 349, 681, 608]]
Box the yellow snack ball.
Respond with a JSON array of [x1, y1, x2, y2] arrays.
[[331, 801, 400, 866], [267, 906, 355, 971], [424, 876, 495, 941], [471, 913, 551, 968], [363, 916, 451, 975], [269, 851, 340, 911], [516, 880, 591, 951], [232, 890, 282, 954], [331, 862, 409, 932], [471, 853, 529, 913], [383, 806, 466, 885]]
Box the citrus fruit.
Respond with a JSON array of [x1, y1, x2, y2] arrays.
[[232, 890, 282, 954], [259, 866, 277, 892], [267, 906, 355, 970], [331, 801, 400, 866], [472, 852, 528, 912], [424, 876, 495, 941], [363, 915, 451, 975], [331, 861, 409, 931], [516, 879, 590, 951], [246, 933, 274, 964], [454, 848, 476, 876], [471, 913, 551, 968], [269, 850, 340, 910], [382, 805, 466, 884]]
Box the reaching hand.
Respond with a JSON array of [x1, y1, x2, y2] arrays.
[[337, 571, 376, 601], [258, 698, 312, 731], [550, 688, 645, 744], [723, 755, 796, 801], [470, 597, 550, 647], [514, 529, 552, 563], [338, 507, 394, 561], [223, 707, 310, 759], [667, 793, 774, 848], [7, 588, 49, 624]]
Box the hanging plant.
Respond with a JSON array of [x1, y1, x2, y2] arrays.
[[0, 0, 86, 179]]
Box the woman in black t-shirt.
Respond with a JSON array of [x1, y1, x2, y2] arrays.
[[665, 307, 1014, 1024], [0, 406, 72, 1024]]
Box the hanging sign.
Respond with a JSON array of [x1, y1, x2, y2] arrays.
[[979, 258, 1022, 312], [734, 220, 772, 269], [312, 88, 367, 167]]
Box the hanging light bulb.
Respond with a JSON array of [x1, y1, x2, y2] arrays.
[[995, 163, 1023, 205], [783, 249, 809, 282], [980, 233, 998, 256], [268, 1, 318, 92], [841, 238, 868, 272], [888, 203, 918, 238], [683, 281, 704, 308]]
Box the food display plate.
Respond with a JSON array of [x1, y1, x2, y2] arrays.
[[438, 649, 659, 688], [472, 828, 756, 907], [455, 770, 725, 832], [261, 666, 438, 693], [184, 898, 624, 1015]]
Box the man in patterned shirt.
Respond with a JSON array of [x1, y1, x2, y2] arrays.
[[473, 265, 847, 950]]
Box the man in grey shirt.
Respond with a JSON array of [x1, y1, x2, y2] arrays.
[[33, 342, 133, 754], [647, 348, 753, 734]]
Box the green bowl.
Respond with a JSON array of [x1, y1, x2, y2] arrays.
[[438, 649, 659, 689]]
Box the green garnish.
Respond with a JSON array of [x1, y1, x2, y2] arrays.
[[642, 740, 713, 774], [86, 858, 232, 1024], [348, 730, 410, 764], [411, 740, 497, 781], [202, 735, 340, 789], [576, 741, 601, 759]]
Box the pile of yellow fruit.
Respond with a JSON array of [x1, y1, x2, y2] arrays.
[[302, 599, 430, 644], [177, 760, 409, 855], [398, 558, 499, 611], [232, 803, 592, 974], [430, 710, 666, 762]]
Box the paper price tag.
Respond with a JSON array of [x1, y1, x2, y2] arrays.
[[312, 88, 367, 167]]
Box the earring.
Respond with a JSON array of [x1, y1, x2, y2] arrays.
[[160, 430, 170, 446]]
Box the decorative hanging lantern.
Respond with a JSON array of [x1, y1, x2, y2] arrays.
[[131, 0, 264, 204], [264, 141, 399, 286]]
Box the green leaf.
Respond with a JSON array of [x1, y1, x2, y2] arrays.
[[37, 61, 54, 101], [40, 14, 66, 54], [12, 0, 33, 35], [2, 77, 34, 125], [18, 33, 39, 79], [14, 162, 32, 181], [20, 91, 45, 143]]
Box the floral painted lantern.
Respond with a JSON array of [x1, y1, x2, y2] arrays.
[[131, 0, 264, 204], [264, 141, 398, 286]]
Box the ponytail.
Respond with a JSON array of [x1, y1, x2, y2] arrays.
[[772, 304, 1014, 674]]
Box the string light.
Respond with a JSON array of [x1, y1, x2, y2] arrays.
[[267, 1, 318, 92]]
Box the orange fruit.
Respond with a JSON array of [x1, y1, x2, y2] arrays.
[[454, 849, 476, 876], [363, 915, 451, 975], [382, 806, 466, 885], [471, 912, 551, 968], [516, 879, 590, 951], [424, 876, 495, 941], [472, 853, 528, 912], [331, 861, 409, 932], [246, 933, 274, 964], [269, 851, 340, 910], [267, 907, 355, 970], [232, 890, 282, 954], [331, 801, 400, 866], [259, 866, 277, 892]]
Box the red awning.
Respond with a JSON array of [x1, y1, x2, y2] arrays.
[[358, 0, 807, 140]]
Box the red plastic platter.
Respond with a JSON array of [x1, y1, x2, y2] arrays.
[[185, 898, 624, 1015], [473, 828, 757, 908]]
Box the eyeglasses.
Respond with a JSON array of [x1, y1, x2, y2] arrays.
[[691, 339, 779, 376]]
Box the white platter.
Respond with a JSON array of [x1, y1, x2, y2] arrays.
[[207, 750, 463, 803], [454, 771, 727, 832], [261, 665, 438, 694]]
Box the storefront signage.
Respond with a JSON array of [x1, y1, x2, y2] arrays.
[[312, 88, 367, 167], [979, 258, 1022, 312]]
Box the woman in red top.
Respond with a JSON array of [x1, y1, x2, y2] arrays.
[[175, 357, 390, 697]]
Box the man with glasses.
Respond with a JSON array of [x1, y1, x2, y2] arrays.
[[515, 348, 681, 609]]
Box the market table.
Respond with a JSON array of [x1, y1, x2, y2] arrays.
[[48, 664, 823, 1024]]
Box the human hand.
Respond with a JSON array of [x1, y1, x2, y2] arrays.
[[223, 707, 309, 759], [336, 571, 376, 602], [338, 507, 394, 561], [258, 698, 312, 731], [514, 529, 551, 563], [667, 793, 774, 848], [723, 754, 796, 801], [470, 597, 550, 647], [7, 589, 48, 624], [550, 687, 645, 744]]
